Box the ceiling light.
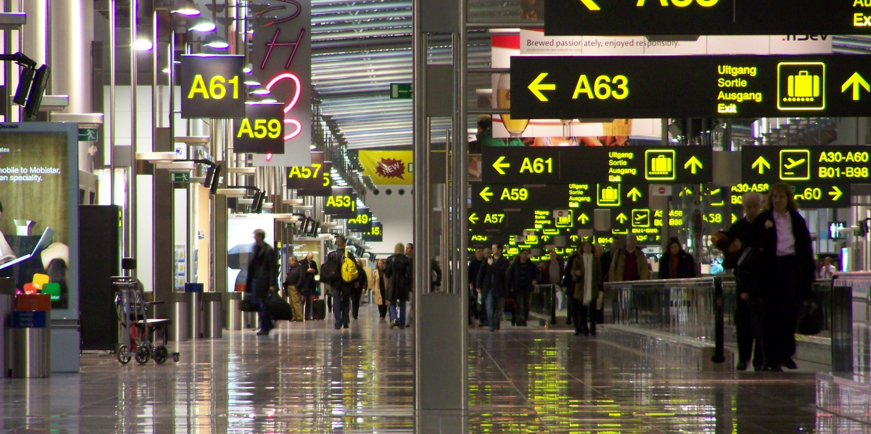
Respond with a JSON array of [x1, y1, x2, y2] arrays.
[[261, 98, 277, 103], [134, 38, 153, 51], [204, 34, 229, 49], [243, 65, 252, 74], [162, 67, 170, 74], [189, 18, 216, 32], [171, 0, 200, 16], [250, 89, 270, 95], [245, 80, 260, 86]]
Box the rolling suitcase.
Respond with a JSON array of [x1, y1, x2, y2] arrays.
[[312, 299, 327, 320]]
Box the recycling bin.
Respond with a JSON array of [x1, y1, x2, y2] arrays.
[[169, 292, 189, 342], [7, 311, 50, 378], [225, 292, 242, 331]]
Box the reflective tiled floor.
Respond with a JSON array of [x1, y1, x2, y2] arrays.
[[2, 306, 870, 433]]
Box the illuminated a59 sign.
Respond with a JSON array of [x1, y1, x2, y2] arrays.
[[234, 103, 285, 154]]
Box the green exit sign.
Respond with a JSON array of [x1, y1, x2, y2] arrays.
[[170, 172, 191, 183], [390, 83, 412, 99], [78, 128, 98, 142]]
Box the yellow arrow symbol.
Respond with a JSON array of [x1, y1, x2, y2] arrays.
[[580, 0, 601, 11], [492, 156, 510, 175], [684, 156, 703, 174], [570, 235, 579, 242], [842, 72, 871, 101], [830, 186, 843, 202], [578, 213, 589, 224], [627, 187, 642, 202], [479, 186, 493, 202], [469, 213, 479, 225], [731, 213, 738, 224], [528, 73, 556, 102], [616, 213, 628, 224], [751, 156, 770, 174]]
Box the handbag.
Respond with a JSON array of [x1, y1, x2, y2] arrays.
[[240, 295, 257, 312], [267, 292, 294, 321], [321, 259, 340, 284], [796, 298, 824, 336]]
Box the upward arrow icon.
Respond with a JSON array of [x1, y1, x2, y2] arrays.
[[751, 156, 771, 174], [842, 72, 871, 101]]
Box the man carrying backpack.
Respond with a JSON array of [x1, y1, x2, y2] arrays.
[[324, 236, 357, 330]]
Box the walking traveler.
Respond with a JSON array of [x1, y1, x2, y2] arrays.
[[749, 183, 815, 371], [482, 243, 510, 332], [283, 256, 305, 322], [372, 259, 389, 320], [507, 249, 540, 326], [351, 258, 368, 320], [659, 237, 697, 279], [817, 257, 837, 280], [246, 229, 278, 336], [385, 243, 412, 329], [571, 241, 602, 336], [541, 250, 565, 311], [475, 247, 492, 327], [609, 234, 649, 283], [561, 250, 579, 325], [326, 236, 355, 330], [468, 249, 484, 325], [406, 243, 415, 327], [299, 253, 318, 320], [725, 192, 765, 371]]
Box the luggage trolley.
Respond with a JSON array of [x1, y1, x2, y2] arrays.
[[113, 276, 179, 365]]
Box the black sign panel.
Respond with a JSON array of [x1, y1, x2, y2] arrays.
[[362, 222, 383, 242], [234, 103, 284, 154], [730, 182, 850, 209], [181, 55, 245, 119], [545, 0, 870, 36], [743, 146, 871, 184], [482, 146, 712, 184], [512, 56, 871, 119], [324, 187, 357, 218], [347, 208, 373, 232], [287, 152, 331, 190]]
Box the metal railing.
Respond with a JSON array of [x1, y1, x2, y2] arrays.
[[528, 284, 557, 325], [722, 280, 834, 335], [603, 276, 732, 364], [830, 272, 871, 373]]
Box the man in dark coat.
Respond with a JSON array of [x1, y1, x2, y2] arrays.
[[561, 250, 579, 325], [508, 249, 541, 326], [468, 248, 484, 325], [246, 229, 278, 335], [351, 258, 368, 320], [725, 192, 765, 371], [475, 247, 492, 327], [326, 236, 355, 330], [299, 253, 318, 320], [482, 243, 511, 332]]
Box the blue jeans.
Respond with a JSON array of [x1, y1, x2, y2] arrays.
[[389, 300, 407, 327], [255, 299, 273, 333], [331, 286, 350, 327], [486, 291, 504, 330]]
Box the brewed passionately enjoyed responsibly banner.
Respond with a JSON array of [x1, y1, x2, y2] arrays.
[[359, 151, 413, 185]]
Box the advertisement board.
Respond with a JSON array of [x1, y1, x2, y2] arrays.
[[0, 123, 78, 314]]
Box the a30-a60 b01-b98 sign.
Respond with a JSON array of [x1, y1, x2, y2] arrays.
[[181, 55, 245, 119], [545, 0, 871, 36], [234, 103, 284, 154], [511, 55, 871, 119]]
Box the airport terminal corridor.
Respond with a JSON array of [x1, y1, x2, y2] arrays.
[[2, 306, 864, 433]]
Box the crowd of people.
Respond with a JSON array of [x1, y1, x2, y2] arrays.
[[248, 182, 821, 374]]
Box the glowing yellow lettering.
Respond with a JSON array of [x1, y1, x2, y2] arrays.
[[237, 119, 253, 137], [573, 75, 593, 99], [187, 75, 209, 99]]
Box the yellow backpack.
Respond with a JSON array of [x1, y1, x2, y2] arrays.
[[341, 250, 359, 283]]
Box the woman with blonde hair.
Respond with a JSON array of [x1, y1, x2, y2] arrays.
[[748, 183, 814, 371], [384, 242, 412, 329], [371, 259, 389, 320]]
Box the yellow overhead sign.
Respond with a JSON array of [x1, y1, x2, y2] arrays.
[[359, 151, 413, 185]]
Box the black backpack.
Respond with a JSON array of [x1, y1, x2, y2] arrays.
[[320, 254, 341, 284]]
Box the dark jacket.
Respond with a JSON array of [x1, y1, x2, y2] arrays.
[[481, 255, 511, 298], [724, 217, 753, 270], [327, 248, 355, 290], [476, 258, 491, 294], [571, 253, 602, 304], [609, 248, 650, 283], [246, 242, 278, 299], [659, 250, 696, 279], [385, 253, 412, 301], [600, 251, 614, 282], [354, 261, 368, 292], [508, 259, 541, 294], [561, 252, 579, 295], [298, 258, 318, 295], [749, 209, 815, 301], [468, 258, 483, 288], [284, 263, 304, 290]]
